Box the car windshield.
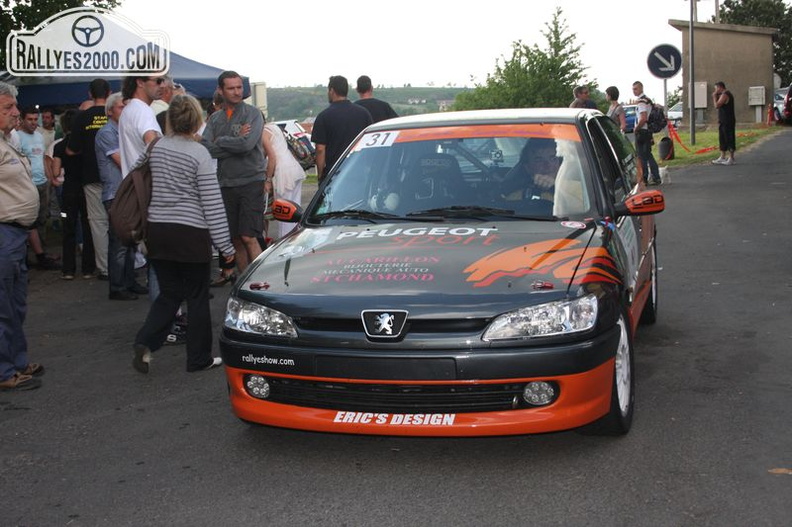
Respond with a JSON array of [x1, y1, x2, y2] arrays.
[[308, 123, 594, 223]]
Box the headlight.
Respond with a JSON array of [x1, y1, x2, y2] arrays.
[[482, 294, 598, 341], [225, 297, 298, 338]]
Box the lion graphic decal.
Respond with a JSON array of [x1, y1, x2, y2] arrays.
[[464, 238, 621, 288]]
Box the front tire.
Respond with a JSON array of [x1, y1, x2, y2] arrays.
[[639, 242, 658, 325], [581, 314, 635, 436]]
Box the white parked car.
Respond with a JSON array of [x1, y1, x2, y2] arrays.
[[773, 88, 787, 122], [274, 119, 312, 144], [667, 102, 683, 128]]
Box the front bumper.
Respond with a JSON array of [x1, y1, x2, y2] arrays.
[[220, 325, 620, 436]]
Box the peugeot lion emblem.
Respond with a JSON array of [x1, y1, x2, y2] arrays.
[[375, 313, 394, 334], [361, 310, 408, 339]]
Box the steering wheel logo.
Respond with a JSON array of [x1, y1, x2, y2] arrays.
[[71, 15, 105, 48]]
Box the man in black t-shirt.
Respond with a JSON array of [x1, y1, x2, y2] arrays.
[[354, 75, 398, 124], [312, 75, 373, 180], [55, 110, 95, 279], [711, 81, 736, 166], [67, 78, 110, 278]]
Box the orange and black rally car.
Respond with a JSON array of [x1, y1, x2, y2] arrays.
[[221, 109, 664, 437]]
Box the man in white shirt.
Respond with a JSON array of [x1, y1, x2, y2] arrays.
[[119, 75, 162, 176], [117, 75, 163, 297], [631, 81, 661, 186]]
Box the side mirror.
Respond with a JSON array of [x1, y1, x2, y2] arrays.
[[272, 199, 303, 222], [613, 189, 665, 217]]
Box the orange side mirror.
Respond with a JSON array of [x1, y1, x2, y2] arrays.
[[614, 190, 665, 216], [272, 199, 302, 222]]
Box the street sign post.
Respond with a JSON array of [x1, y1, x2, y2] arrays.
[[647, 44, 683, 138], [647, 44, 682, 79]]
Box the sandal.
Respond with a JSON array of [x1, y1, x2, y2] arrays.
[[0, 372, 42, 391], [209, 271, 236, 288], [19, 363, 45, 377]]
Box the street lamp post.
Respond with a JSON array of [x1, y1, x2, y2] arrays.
[[689, 0, 696, 145]]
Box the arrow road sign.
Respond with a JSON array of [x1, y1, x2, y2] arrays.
[[647, 44, 682, 79]]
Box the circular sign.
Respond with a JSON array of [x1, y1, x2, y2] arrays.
[[647, 44, 682, 79]]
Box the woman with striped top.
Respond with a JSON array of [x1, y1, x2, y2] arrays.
[[132, 94, 235, 374]]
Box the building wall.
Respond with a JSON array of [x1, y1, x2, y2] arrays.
[[670, 20, 776, 126]]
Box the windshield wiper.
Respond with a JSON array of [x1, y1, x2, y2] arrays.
[[312, 209, 399, 223], [407, 206, 517, 219]]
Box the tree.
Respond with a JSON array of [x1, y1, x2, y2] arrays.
[[1, 0, 122, 68], [717, 0, 792, 86], [453, 8, 593, 111], [667, 86, 683, 108]]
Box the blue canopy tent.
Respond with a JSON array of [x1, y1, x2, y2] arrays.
[[0, 51, 250, 109]]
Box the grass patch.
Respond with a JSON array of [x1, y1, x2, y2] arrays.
[[657, 125, 785, 168]]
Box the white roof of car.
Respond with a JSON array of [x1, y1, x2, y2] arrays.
[[366, 108, 598, 130]]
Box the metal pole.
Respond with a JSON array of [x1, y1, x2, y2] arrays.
[[689, 0, 696, 145], [664, 78, 669, 137]]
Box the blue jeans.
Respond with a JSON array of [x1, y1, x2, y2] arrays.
[[635, 129, 660, 182], [0, 224, 30, 381], [148, 263, 160, 302], [104, 200, 137, 294]]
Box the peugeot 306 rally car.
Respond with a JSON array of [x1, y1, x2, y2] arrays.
[[221, 108, 664, 437]]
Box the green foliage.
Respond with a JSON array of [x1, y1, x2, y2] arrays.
[[667, 86, 683, 107], [717, 0, 792, 86], [453, 8, 592, 111], [1, 0, 122, 67]]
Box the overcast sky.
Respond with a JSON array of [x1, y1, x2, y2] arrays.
[[113, 0, 773, 104]]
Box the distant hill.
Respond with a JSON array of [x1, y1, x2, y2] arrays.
[[265, 86, 469, 122]]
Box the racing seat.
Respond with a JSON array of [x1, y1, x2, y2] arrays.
[[398, 153, 463, 213]]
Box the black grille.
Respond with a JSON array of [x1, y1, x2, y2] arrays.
[[294, 317, 490, 334], [264, 377, 527, 413]]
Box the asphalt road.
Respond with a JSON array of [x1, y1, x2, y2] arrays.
[[2, 131, 791, 526]]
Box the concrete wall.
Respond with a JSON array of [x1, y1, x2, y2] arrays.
[[670, 20, 777, 127]]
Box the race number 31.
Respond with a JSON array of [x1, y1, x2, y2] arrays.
[[355, 131, 399, 150]]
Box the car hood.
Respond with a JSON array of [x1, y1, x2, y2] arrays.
[[235, 220, 617, 317]]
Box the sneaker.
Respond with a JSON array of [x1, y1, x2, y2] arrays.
[[651, 178, 662, 186], [203, 357, 223, 370], [18, 363, 45, 377], [0, 372, 42, 391], [711, 157, 726, 165], [210, 271, 236, 288], [132, 344, 151, 374], [109, 290, 138, 301], [723, 158, 735, 165], [61, 274, 75, 280], [163, 331, 187, 346], [96, 273, 109, 281], [188, 357, 223, 372], [82, 273, 96, 279], [174, 313, 189, 328]]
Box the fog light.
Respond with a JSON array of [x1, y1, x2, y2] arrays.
[[245, 375, 271, 400], [522, 382, 557, 406]]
